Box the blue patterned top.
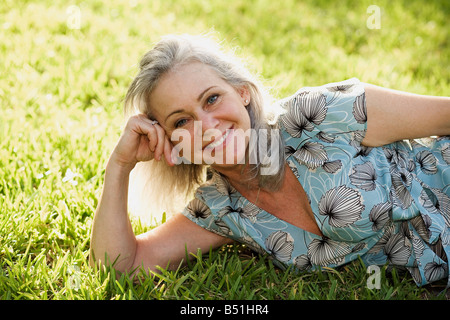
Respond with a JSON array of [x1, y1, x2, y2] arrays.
[[182, 78, 450, 287]]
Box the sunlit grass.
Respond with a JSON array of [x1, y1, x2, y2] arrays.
[[0, 0, 448, 300]]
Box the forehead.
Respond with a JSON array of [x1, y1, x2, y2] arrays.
[[149, 62, 226, 115]]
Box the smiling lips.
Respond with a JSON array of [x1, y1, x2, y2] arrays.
[[203, 128, 232, 150]]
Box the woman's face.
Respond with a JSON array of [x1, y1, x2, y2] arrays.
[[149, 62, 252, 168]]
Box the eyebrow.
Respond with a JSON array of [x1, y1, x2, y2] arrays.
[[164, 86, 217, 122]]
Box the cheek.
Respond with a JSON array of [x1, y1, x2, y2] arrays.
[[223, 101, 252, 128], [239, 108, 252, 130]]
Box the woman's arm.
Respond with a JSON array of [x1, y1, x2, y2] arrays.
[[89, 114, 232, 275], [362, 84, 450, 147], [89, 160, 137, 271], [89, 160, 230, 273], [132, 213, 234, 272]]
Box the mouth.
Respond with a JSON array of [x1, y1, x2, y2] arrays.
[[204, 128, 233, 150]]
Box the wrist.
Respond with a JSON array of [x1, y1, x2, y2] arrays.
[[106, 154, 136, 177]]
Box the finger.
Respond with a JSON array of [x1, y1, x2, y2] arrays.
[[163, 135, 175, 166], [142, 121, 158, 152], [143, 117, 164, 155], [129, 115, 158, 152], [153, 123, 166, 161]]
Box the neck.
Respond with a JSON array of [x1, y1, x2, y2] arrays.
[[211, 163, 260, 190]]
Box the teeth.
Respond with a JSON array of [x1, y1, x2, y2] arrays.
[[206, 130, 230, 149]]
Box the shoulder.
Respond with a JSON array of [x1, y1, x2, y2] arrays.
[[276, 78, 365, 117], [275, 78, 367, 138], [182, 169, 236, 226]]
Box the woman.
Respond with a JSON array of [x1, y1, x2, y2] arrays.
[[90, 34, 450, 287]]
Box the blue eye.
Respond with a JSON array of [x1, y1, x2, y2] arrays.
[[207, 94, 218, 105], [175, 119, 188, 128]]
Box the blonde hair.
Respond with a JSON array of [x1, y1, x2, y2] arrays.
[[124, 33, 285, 221]]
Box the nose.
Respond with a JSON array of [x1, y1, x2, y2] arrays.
[[198, 110, 220, 132]]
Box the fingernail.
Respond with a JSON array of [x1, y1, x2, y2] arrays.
[[172, 153, 178, 165]]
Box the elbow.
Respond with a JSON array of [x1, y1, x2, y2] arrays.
[[88, 243, 138, 275]]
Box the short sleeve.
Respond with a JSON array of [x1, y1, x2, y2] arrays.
[[278, 78, 367, 143], [181, 170, 247, 240], [181, 171, 267, 254], [181, 188, 230, 238]]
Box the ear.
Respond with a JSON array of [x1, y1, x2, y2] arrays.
[[236, 85, 251, 105]]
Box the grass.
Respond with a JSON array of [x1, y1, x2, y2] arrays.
[[0, 0, 449, 300]]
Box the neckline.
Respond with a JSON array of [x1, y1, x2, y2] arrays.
[[225, 162, 324, 238]]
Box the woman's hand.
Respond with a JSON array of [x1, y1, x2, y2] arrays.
[[109, 114, 175, 171]]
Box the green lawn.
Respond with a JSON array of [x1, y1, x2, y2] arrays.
[[1, 0, 449, 300]]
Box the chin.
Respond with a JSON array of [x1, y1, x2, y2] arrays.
[[202, 142, 248, 166]]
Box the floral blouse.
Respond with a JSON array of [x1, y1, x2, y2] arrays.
[[182, 78, 450, 287]]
